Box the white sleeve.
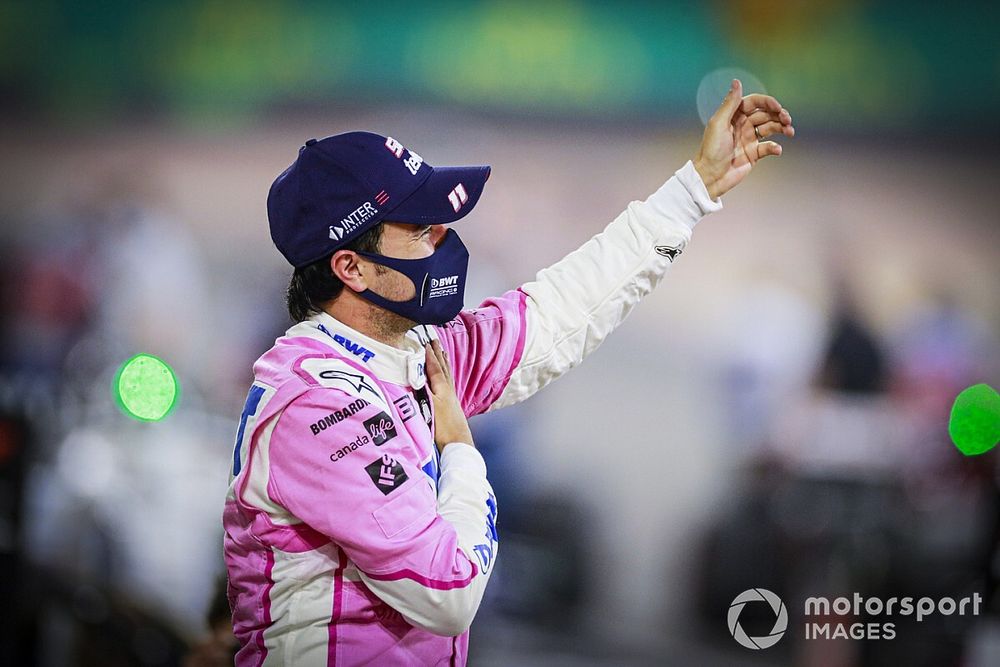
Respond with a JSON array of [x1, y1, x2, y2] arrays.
[[491, 160, 723, 410], [357, 443, 498, 636]]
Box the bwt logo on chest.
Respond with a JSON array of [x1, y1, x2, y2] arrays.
[[332, 334, 375, 362]]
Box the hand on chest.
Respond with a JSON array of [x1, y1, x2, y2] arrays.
[[377, 385, 439, 491]]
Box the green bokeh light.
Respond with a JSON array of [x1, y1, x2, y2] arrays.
[[948, 383, 1000, 456], [113, 353, 179, 422]]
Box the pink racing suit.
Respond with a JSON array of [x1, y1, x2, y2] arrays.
[[223, 160, 722, 666]]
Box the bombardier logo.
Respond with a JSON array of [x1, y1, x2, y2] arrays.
[[428, 275, 459, 299], [309, 399, 369, 436], [329, 202, 378, 241]]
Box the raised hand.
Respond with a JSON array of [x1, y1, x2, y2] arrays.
[[693, 78, 795, 199]]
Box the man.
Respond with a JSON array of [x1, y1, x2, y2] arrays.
[[224, 79, 794, 665]]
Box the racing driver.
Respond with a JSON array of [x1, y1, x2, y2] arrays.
[[223, 79, 794, 665]]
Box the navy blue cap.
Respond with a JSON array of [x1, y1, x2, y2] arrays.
[[268, 131, 491, 268]]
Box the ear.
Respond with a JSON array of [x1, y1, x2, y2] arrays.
[[429, 224, 447, 246], [330, 250, 369, 293]]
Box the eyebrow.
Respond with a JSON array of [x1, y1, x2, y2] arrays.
[[411, 225, 432, 237]]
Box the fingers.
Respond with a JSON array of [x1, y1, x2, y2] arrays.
[[741, 93, 783, 115], [752, 120, 795, 140], [741, 103, 795, 150], [710, 78, 743, 128], [756, 141, 783, 160], [424, 343, 445, 392], [430, 340, 451, 376], [425, 340, 453, 394], [746, 108, 792, 128]]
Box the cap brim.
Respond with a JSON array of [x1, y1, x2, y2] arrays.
[[386, 165, 490, 225]]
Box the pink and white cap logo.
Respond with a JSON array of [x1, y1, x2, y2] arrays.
[[447, 183, 469, 212]]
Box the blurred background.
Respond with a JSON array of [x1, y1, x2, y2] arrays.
[[1, 1, 998, 665]]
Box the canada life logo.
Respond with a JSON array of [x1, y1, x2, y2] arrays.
[[728, 588, 788, 650]]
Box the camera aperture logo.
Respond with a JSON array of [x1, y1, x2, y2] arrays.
[[728, 588, 788, 650]]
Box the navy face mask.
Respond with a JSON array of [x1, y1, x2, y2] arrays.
[[355, 229, 469, 325]]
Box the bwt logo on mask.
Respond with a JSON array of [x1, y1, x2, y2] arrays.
[[428, 275, 460, 299]]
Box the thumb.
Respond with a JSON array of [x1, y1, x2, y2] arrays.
[[711, 78, 742, 128], [756, 140, 783, 160]]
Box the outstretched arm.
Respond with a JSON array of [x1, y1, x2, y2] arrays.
[[435, 81, 794, 414], [492, 81, 794, 410]]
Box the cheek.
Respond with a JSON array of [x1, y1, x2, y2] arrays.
[[374, 266, 418, 301], [415, 237, 436, 258]]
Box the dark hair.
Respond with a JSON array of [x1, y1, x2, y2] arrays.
[[286, 223, 384, 322]]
